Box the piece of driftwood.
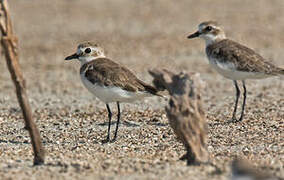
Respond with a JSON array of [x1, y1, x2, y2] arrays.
[[0, 0, 45, 165], [149, 69, 208, 165]]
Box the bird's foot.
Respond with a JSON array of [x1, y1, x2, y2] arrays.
[[102, 136, 111, 144], [228, 117, 242, 123], [110, 136, 117, 143], [102, 137, 118, 144]]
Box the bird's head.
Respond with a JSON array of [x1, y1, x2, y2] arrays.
[[65, 42, 105, 64], [187, 21, 226, 46]]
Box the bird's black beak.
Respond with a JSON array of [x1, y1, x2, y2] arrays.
[[187, 31, 200, 39], [65, 53, 79, 60]]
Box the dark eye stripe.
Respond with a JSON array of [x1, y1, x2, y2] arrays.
[[205, 26, 213, 31], [85, 48, 91, 53]]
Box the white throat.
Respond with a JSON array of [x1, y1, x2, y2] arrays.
[[79, 55, 106, 65], [202, 34, 226, 46]]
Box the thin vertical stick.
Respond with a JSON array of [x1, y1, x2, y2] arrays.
[[0, 0, 45, 165]]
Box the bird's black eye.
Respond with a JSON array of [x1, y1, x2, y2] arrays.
[[85, 48, 91, 53], [206, 26, 213, 31]]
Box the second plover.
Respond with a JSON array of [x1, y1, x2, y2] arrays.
[[187, 21, 284, 122], [65, 42, 162, 142]]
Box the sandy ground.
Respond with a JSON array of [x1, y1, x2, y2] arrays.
[[0, 0, 283, 179]]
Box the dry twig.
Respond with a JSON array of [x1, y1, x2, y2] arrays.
[[0, 0, 45, 165]]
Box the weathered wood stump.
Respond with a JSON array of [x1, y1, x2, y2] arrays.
[[149, 69, 208, 165]]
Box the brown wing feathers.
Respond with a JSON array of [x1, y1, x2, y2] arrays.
[[81, 58, 160, 95], [207, 39, 282, 75], [136, 79, 160, 96]]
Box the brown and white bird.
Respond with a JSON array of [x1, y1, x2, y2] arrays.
[[187, 21, 284, 122], [65, 42, 162, 142]]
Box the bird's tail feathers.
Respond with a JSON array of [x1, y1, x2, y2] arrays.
[[139, 80, 167, 98]]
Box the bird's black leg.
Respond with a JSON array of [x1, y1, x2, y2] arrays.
[[112, 102, 121, 142], [238, 80, 246, 121], [104, 104, 112, 143], [231, 80, 240, 122]]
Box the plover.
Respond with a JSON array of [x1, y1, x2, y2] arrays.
[[65, 42, 162, 142], [187, 21, 284, 122]]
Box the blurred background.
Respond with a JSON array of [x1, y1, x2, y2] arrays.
[[0, 0, 282, 110], [0, 1, 283, 179]]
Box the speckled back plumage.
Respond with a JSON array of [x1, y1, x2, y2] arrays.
[[206, 39, 283, 75], [80, 58, 160, 95]]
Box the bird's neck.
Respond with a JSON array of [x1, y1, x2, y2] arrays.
[[204, 34, 226, 46], [79, 55, 106, 65]]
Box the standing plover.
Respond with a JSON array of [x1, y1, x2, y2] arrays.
[[65, 42, 162, 142], [187, 21, 284, 122]]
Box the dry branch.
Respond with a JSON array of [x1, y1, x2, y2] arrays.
[[0, 0, 45, 165], [149, 69, 208, 165]]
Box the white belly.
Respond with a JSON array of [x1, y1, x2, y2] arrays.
[[80, 74, 152, 103], [208, 57, 269, 80]]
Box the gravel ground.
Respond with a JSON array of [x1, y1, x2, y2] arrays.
[[0, 0, 283, 179]]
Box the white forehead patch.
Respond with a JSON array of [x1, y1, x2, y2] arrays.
[[77, 48, 82, 54], [198, 24, 206, 32], [198, 24, 217, 32]]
